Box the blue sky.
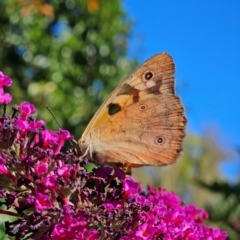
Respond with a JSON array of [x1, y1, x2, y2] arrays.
[[123, 1, 240, 180]]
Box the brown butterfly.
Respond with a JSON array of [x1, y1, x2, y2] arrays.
[[78, 53, 187, 174]]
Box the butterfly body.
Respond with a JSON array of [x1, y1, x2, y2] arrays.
[[78, 53, 187, 172]]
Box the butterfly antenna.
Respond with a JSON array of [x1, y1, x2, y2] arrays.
[[45, 105, 77, 147], [46, 105, 61, 128]]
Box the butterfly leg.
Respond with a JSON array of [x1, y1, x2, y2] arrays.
[[121, 163, 132, 176]]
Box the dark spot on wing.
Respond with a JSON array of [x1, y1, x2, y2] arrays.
[[107, 103, 122, 115], [117, 83, 140, 103], [144, 71, 153, 80], [117, 83, 135, 95]]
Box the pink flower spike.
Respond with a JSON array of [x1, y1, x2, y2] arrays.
[[19, 102, 36, 119], [0, 88, 12, 104], [0, 71, 12, 87]]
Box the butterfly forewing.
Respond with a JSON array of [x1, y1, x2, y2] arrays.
[[81, 53, 175, 137]]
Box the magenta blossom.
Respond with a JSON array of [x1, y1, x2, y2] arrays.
[[35, 162, 48, 177], [54, 128, 74, 154], [19, 102, 36, 119], [42, 129, 59, 149], [14, 118, 45, 132], [35, 192, 52, 210], [0, 71, 12, 104], [0, 71, 12, 87], [43, 173, 58, 189], [0, 88, 12, 104]]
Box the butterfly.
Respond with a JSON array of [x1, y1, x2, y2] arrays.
[[78, 53, 187, 174]]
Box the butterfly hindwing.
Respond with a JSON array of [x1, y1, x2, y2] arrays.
[[84, 95, 186, 167]]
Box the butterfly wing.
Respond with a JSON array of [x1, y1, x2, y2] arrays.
[[81, 53, 175, 137], [79, 53, 187, 168]]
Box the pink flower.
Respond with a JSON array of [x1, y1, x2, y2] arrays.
[[0, 88, 12, 104], [135, 223, 153, 239], [35, 162, 48, 177], [42, 129, 59, 149], [35, 193, 52, 210], [122, 177, 139, 199], [43, 174, 58, 189], [19, 102, 36, 119], [14, 119, 44, 131], [14, 119, 45, 138], [55, 129, 73, 154], [0, 164, 8, 174], [0, 71, 12, 87], [210, 228, 228, 240], [57, 165, 70, 177], [59, 129, 73, 141]]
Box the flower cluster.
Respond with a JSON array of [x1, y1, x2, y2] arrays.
[[0, 71, 12, 105], [0, 71, 228, 240]]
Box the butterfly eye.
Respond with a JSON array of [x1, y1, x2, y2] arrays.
[[144, 71, 154, 81], [155, 136, 165, 145], [139, 104, 147, 111]]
